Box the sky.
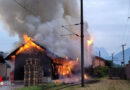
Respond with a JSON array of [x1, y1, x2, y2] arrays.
[[84, 0, 130, 54], [0, 0, 130, 55], [0, 21, 19, 52]]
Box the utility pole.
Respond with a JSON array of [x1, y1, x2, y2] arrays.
[[121, 44, 126, 66], [112, 53, 114, 63], [99, 50, 101, 66], [99, 51, 101, 57], [80, 0, 84, 87], [129, 56, 130, 64]]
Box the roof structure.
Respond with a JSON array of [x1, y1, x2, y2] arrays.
[[0, 54, 5, 63], [94, 56, 107, 62], [5, 40, 62, 60]]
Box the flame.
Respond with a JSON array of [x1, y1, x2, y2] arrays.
[[84, 74, 88, 80], [53, 57, 79, 76], [87, 38, 93, 46], [76, 57, 79, 62], [11, 55, 15, 64], [16, 34, 45, 55], [58, 60, 73, 76]]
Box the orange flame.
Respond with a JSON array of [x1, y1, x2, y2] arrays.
[[84, 74, 88, 79], [58, 60, 73, 76], [53, 57, 79, 76], [11, 55, 15, 64], [16, 34, 45, 55], [87, 38, 93, 46]]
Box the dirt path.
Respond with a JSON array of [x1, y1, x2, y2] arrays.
[[60, 78, 130, 90]]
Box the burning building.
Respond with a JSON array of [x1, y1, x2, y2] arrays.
[[0, 0, 93, 83], [5, 35, 79, 81], [0, 0, 93, 69]]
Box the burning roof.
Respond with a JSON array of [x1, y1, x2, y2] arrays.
[[5, 35, 60, 60]]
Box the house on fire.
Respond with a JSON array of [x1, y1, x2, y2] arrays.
[[5, 35, 69, 81]]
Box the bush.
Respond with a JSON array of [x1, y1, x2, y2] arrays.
[[105, 60, 113, 68], [93, 66, 108, 77]]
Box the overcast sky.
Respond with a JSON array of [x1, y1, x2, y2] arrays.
[[84, 0, 130, 54], [0, 0, 130, 55]]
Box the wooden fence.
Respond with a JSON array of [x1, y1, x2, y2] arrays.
[[126, 63, 130, 80], [109, 63, 130, 80]]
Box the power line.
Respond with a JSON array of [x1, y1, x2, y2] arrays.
[[14, 0, 34, 14], [122, 0, 130, 44], [62, 25, 80, 37]]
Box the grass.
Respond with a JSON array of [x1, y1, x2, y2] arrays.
[[17, 82, 67, 90], [17, 78, 130, 90], [61, 78, 130, 90], [16, 86, 42, 90]]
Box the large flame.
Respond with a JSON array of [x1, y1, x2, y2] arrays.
[[16, 34, 45, 55], [58, 60, 73, 76], [53, 57, 79, 76]]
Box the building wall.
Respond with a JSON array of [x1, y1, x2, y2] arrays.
[[7, 68, 11, 79], [126, 64, 130, 79], [14, 48, 52, 80], [93, 58, 105, 68], [0, 63, 6, 78]]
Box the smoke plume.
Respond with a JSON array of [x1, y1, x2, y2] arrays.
[[0, 0, 93, 67]]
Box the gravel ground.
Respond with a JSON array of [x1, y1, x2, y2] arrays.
[[0, 81, 24, 90]]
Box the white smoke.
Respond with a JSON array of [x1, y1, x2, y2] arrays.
[[0, 0, 93, 67]]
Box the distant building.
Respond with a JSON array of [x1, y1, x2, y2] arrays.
[[92, 56, 106, 68]]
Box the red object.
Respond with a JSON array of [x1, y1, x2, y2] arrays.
[[10, 72, 14, 82], [0, 76, 2, 82]]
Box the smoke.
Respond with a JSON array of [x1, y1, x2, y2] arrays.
[[0, 0, 93, 67]]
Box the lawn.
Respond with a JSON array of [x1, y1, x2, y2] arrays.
[[17, 78, 130, 90]]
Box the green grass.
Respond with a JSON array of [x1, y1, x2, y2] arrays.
[[17, 86, 42, 90], [17, 82, 67, 90], [17, 78, 130, 90]]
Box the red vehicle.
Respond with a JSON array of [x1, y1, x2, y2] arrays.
[[0, 76, 4, 86], [0, 76, 2, 82]]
